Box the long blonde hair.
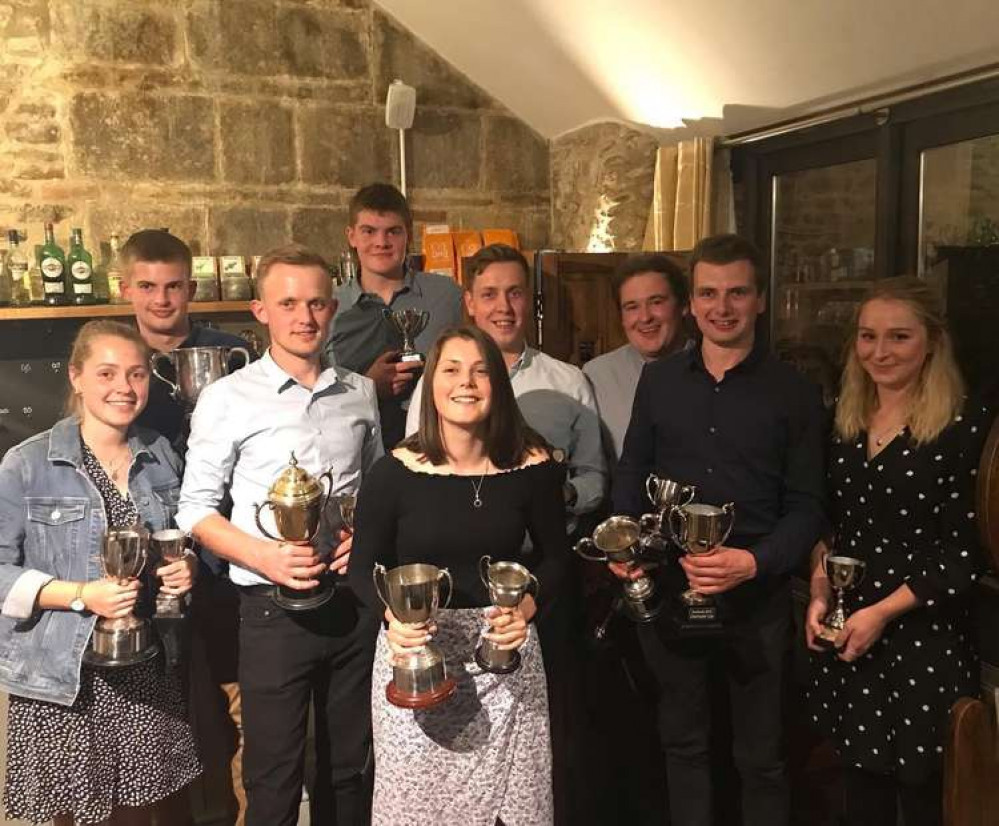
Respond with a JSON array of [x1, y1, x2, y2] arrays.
[[835, 277, 964, 445], [64, 320, 151, 417]]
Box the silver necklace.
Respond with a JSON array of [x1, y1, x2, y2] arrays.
[[470, 459, 490, 508]]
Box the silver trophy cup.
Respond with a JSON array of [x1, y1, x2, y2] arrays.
[[373, 563, 456, 708], [475, 556, 539, 674], [817, 555, 867, 647], [151, 345, 251, 406], [642, 474, 698, 556], [150, 528, 189, 618], [83, 526, 159, 668], [668, 502, 736, 630], [383, 308, 430, 363], [575, 515, 664, 623]]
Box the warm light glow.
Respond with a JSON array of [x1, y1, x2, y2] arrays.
[[586, 194, 616, 252]]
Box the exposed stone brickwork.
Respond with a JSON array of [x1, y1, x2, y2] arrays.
[[0, 1, 551, 261]]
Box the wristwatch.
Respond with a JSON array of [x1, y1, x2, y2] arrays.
[[69, 583, 86, 614]]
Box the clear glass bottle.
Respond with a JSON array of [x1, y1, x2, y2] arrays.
[[105, 232, 126, 304], [4, 229, 30, 307]]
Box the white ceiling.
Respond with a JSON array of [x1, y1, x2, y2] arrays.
[[376, 0, 999, 139]]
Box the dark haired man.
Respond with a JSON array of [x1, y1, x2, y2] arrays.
[[178, 244, 382, 826], [325, 182, 463, 449], [613, 234, 827, 826], [583, 253, 690, 460]]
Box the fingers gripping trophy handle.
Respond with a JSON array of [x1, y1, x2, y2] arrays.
[[574, 537, 608, 563], [253, 501, 284, 542], [372, 563, 390, 610], [438, 568, 454, 610], [226, 347, 251, 373], [150, 352, 180, 399]]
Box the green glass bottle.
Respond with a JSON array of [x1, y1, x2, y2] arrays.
[[67, 227, 95, 305], [39, 222, 68, 306]]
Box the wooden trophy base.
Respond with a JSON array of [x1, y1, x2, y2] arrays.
[[386, 677, 457, 709]]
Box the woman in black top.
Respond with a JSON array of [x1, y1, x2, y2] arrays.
[[349, 325, 567, 826], [805, 278, 991, 826]]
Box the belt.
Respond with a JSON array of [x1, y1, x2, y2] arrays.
[[235, 584, 277, 598]]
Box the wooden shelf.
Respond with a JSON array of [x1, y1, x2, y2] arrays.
[[0, 300, 251, 321], [780, 280, 877, 291]]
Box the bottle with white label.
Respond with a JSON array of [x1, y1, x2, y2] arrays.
[[67, 227, 95, 305], [39, 222, 67, 306], [4, 229, 30, 307]]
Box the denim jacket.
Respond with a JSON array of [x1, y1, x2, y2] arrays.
[[0, 417, 183, 706]]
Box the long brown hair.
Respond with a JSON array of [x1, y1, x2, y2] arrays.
[[835, 277, 964, 445], [400, 325, 548, 468], [64, 320, 152, 416]]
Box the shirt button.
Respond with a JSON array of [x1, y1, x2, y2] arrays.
[[714, 386, 721, 393], [709, 426, 717, 435], [51, 509, 61, 520], [706, 467, 714, 474]]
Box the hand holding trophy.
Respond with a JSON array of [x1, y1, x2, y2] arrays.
[[815, 554, 867, 648], [383, 308, 430, 363], [476, 556, 538, 674], [668, 502, 735, 634]]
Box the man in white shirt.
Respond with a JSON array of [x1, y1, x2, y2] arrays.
[[177, 244, 382, 826]]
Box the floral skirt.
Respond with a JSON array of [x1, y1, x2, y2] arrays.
[[4, 655, 202, 825]]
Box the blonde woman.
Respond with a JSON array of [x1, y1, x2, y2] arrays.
[[0, 320, 200, 825], [805, 278, 992, 826]]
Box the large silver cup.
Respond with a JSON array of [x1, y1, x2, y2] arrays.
[[150, 528, 189, 618], [475, 556, 539, 674], [575, 515, 664, 623], [83, 526, 159, 668], [374, 563, 456, 708], [668, 502, 735, 629], [383, 308, 430, 363], [817, 555, 867, 647], [151, 346, 251, 406]]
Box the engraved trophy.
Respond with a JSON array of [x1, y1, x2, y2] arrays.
[[373, 562, 456, 708], [667, 502, 736, 632], [575, 515, 664, 622], [476, 556, 539, 674], [816, 555, 867, 648], [151, 345, 251, 408], [254, 453, 335, 612], [642, 474, 698, 557], [150, 528, 189, 618], [383, 308, 430, 363], [83, 525, 159, 668]]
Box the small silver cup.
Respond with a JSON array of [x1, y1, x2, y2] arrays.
[[646, 474, 697, 513], [817, 555, 867, 647], [383, 308, 430, 363], [668, 502, 736, 627], [151, 528, 189, 618], [475, 556, 539, 674], [373, 562, 456, 708]]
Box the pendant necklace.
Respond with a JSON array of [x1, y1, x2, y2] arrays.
[[470, 458, 490, 508]]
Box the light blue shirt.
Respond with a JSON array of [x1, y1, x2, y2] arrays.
[[406, 346, 607, 525], [582, 344, 647, 460], [176, 350, 383, 586]]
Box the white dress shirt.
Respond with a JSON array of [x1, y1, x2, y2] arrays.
[[405, 346, 607, 522], [177, 350, 383, 586]]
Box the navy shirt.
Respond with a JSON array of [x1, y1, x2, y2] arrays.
[[614, 342, 828, 594]]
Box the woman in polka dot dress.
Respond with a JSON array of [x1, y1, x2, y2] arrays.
[[0, 321, 201, 825], [804, 278, 992, 826]]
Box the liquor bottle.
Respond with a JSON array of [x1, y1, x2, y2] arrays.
[[4, 230, 30, 307], [67, 227, 95, 305], [105, 232, 126, 304], [39, 223, 68, 306], [26, 247, 45, 305], [0, 235, 11, 307]]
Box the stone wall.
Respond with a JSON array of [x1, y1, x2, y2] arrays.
[[0, 0, 550, 261], [550, 121, 658, 251]]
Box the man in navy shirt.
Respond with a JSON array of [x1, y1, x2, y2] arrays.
[[613, 234, 827, 826]]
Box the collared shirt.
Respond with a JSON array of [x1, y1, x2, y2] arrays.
[[406, 346, 607, 521], [139, 322, 252, 453], [613, 341, 827, 583], [325, 269, 463, 449], [582, 343, 647, 460], [176, 350, 383, 587]]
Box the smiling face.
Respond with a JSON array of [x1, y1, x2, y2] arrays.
[[69, 335, 150, 430], [431, 336, 493, 431], [251, 263, 336, 363], [464, 261, 529, 358], [619, 271, 685, 359], [690, 259, 765, 350], [345, 209, 409, 281], [123, 259, 195, 339], [855, 297, 930, 393]]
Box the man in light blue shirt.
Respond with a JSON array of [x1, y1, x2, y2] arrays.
[[177, 244, 382, 826]]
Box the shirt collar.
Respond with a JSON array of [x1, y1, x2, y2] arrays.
[[47, 416, 154, 467], [509, 344, 534, 377], [685, 337, 768, 378], [259, 350, 338, 395], [346, 266, 421, 307]]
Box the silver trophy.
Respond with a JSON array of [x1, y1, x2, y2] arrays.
[[642, 474, 698, 556], [151, 345, 251, 407], [83, 526, 159, 668], [575, 515, 664, 622], [373, 563, 456, 708], [668, 502, 736, 631], [150, 528, 189, 618], [476, 556, 539, 674], [817, 555, 867, 647], [383, 308, 430, 363]]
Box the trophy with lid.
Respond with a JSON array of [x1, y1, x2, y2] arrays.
[[254, 452, 335, 611]]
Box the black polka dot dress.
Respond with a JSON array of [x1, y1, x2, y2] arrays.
[[807, 401, 992, 784], [3, 442, 201, 825]]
